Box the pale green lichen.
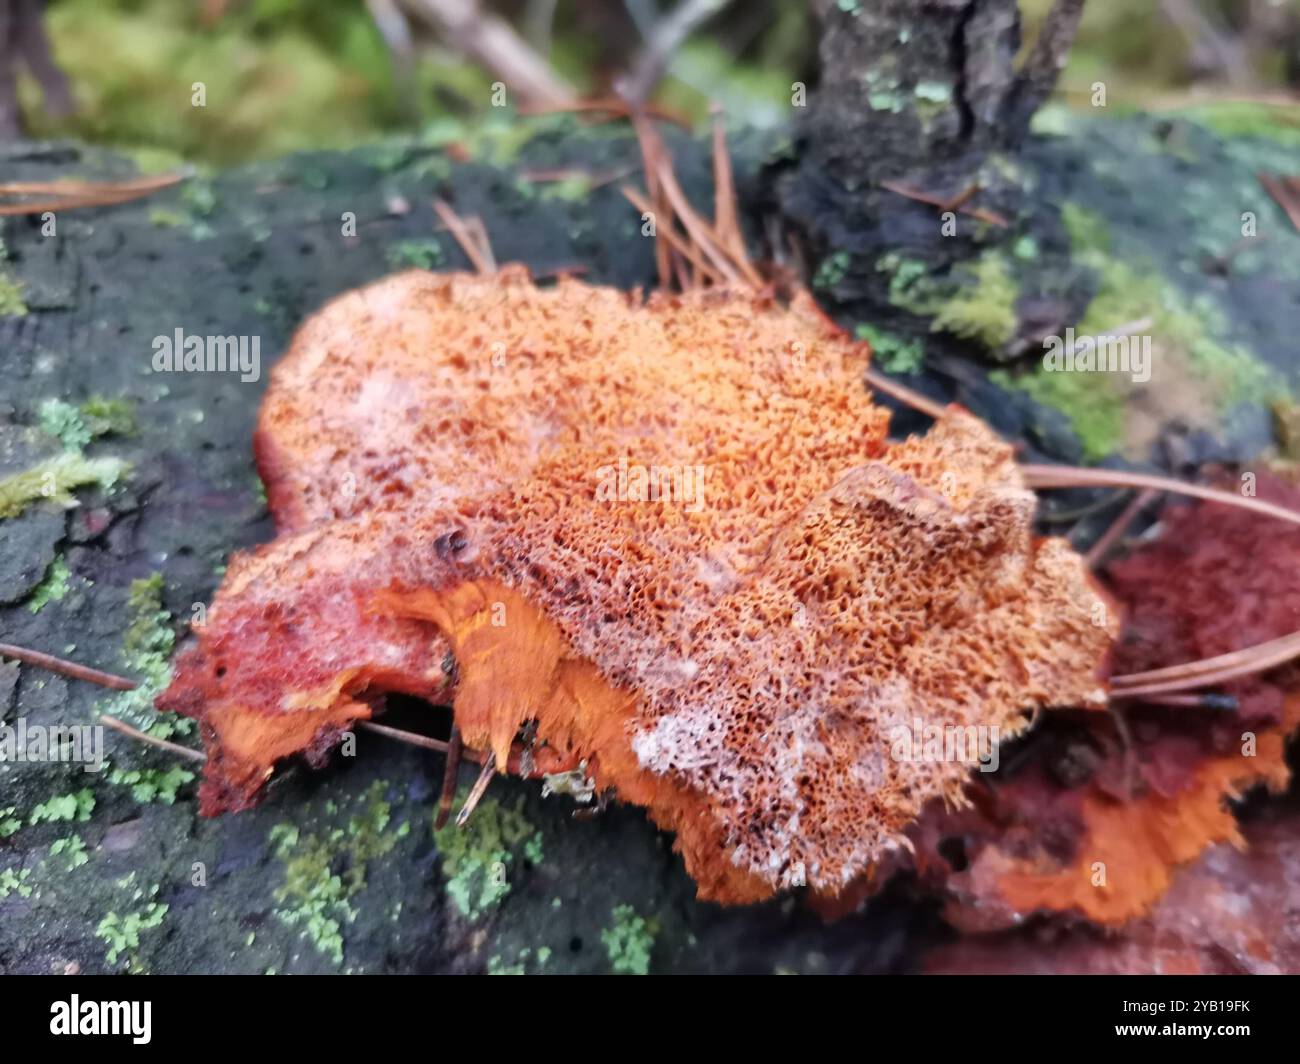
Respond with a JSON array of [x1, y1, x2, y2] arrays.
[[487, 945, 552, 975], [601, 904, 656, 975], [49, 834, 89, 869], [1013, 235, 1039, 260], [432, 789, 543, 921], [0, 867, 33, 899], [107, 765, 194, 805], [39, 399, 92, 451], [0, 453, 128, 520], [28, 789, 95, 825], [37, 395, 135, 453], [914, 81, 952, 104], [0, 807, 21, 837], [269, 782, 402, 966], [28, 556, 72, 613]]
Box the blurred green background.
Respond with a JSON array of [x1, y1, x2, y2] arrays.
[[14, 0, 1300, 167]]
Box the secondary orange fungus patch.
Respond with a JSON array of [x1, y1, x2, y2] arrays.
[[159, 267, 1116, 903]]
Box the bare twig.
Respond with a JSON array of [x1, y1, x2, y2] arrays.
[[397, 0, 574, 108], [456, 754, 496, 826], [0, 642, 137, 690], [518, 96, 691, 128], [433, 198, 494, 275], [436, 726, 464, 829], [878, 179, 1009, 228], [357, 718, 451, 755], [1111, 629, 1300, 693], [1022, 465, 1300, 529], [365, 0, 418, 117], [620, 0, 730, 105], [1083, 487, 1159, 568], [1259, 172, 1300, 233], [621, 183, 726, 286], [99, 714, 206, 763], [0, 171, 186, 216], [863, 368, 949, 421]]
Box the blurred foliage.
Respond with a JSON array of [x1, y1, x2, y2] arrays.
[[22, 0, 487, 165], [20, 0, 815, 166], [1024, 0, 1300, 104], [14, 0, 1300, 167]]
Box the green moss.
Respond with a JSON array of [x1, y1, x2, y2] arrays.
[[0, 452, 128, 519], [1064, 208, 1275, 406], [928, 253, 1019, 353], [996, 201, 1283, 460], [876, 253, 931, 310], [854, 323, 924, 375], [535, 174, 594, 203], [0, 807, 20, 837], [269, 782, 403, 966], [1060, 202, 1110, 256], [1176, 101, 1300, 149], [28, 789, 95, 825], [95, 886, 167, 970], [386, 238, 445, 271], [812, 250, 851, 291], [100, 573, 192, 741], [79, 396, 139, 438], [180, 179, 217, 218], [991, 365, 1125, 460], [601, 904, 656, 975], [0, 272, 26, 317], [28, 556, 72, 614], [432, 789, 542, 921], [148, 207, 186, 228], [27, 0, 445, 166]]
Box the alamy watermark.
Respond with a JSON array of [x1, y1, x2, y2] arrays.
[[889, 720, 1000, 773], [0, 718, 104, 773], [151, 328, 261, 383], [1042, 327, 1151, 384], [595, 456, 710, 513]]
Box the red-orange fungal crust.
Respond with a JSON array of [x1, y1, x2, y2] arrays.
[[159, 267, 1117, 903]]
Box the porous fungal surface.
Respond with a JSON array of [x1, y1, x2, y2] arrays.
[[160, 267, 1116, 903]]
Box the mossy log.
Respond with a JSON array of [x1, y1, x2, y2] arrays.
[[0, 102, 1298, 971]]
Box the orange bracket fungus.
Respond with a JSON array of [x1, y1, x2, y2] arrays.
[[158, 264, 1115, 903], [153, 120, 1295, 910]]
